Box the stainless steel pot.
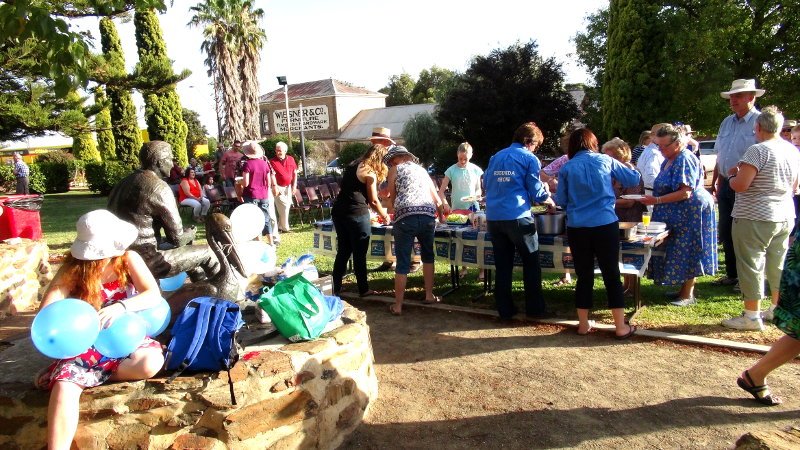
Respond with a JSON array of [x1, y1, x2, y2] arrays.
[[535, 212, 566, 235]]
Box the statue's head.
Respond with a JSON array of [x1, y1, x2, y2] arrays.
[[140, 141, 173, 178]]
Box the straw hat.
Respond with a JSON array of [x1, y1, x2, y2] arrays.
[[368, 127, 396, 144], [382, 145, 418, 166], [242, 141, 264, 158], [70, 210, 137, 261], [783, 119, 797, 131], [720, 79, 765, 98]]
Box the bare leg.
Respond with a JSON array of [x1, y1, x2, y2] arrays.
[[678, 278, 695, 299], [577, 308, 591, 334], [746, 335, 800, 386], [423, 262, 435, 301], [110, 347, 165, 381], [48, 381, 83, 450], [611, 307, 632, 337], [392, 273, 408, 314]]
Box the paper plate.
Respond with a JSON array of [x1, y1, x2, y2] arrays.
[[621, 194, 645, 200]]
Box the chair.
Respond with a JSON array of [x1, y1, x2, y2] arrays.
[[291, 188, 312, 225], [296, 179, 306, 191], [317, 183, 334, 217], [222, 186, 241, 213], [328, 181, 340, 198], [205, 186, 229, 214], [304, 186, 325, 220]]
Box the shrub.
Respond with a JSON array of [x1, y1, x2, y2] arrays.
[[0, 164, 14, 192], [85, 161, 132, 195], [28, 164, 46, 194], [36, 161, 70, 193], [337, 142, 370, 167]]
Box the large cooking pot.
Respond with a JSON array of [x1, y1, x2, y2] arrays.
[[535, 212, 566, 235]]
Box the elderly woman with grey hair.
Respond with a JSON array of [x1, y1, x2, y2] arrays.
[[640, 124, 717, 306], [721, 106, 800, 331]]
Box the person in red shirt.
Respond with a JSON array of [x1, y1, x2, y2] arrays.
[[220, 140, 244, 187], [269, 141, 298, 232]]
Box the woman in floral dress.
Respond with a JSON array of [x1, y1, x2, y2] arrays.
[[641, 124, 717, 305], [36, 210, 165, 450]]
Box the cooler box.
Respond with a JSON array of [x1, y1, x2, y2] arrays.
[[0, 194, 44, 240]]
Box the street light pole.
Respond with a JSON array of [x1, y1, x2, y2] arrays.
[[277, 76, 292, 152]]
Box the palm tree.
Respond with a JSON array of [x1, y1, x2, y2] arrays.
[[188, 0, 256, 142], [235, 1, 266, 139]]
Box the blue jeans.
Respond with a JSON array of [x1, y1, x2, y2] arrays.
[[488, 217, 545, 319], [332, 213, 372, 295], [243, 196, 273, 236], [392, 215, 435, 275]]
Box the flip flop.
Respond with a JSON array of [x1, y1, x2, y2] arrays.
[[552, 277, 572, 287], [423, 296, 441, 304], [388, 304, 402, 316], [737, 370, 782, 406], [615, 324, 637, 340], [577, 320, 596, 336]]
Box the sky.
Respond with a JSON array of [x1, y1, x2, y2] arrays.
[[73, 0, 608, 138]]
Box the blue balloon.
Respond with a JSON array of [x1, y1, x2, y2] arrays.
[[136, 297, 171, 337], [159, 272, 187, 291], [94, 313, 147, 358], [31, 299, 100, 359]]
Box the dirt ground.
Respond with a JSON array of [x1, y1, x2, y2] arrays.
[[340, 298, 800, 450]]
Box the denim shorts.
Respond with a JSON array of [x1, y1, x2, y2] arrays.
[[392, 214, 435, 274]]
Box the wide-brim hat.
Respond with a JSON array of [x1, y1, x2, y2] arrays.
[[242, 141, 264, 158], [783, 119, 797, 130], [382, 145, 418, 166], [368, 127, 396, 144], [70, 210, 137, 261], [721, 79, 765, 98]]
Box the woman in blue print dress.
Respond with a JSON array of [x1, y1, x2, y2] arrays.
[[641, 124, 717, 305]]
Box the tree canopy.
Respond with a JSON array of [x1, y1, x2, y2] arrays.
[[379, 66, 456, 107], [437, 41, 580, 167], [575, 0, 800, 141]]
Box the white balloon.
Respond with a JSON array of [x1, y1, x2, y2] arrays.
[[230, 203, 265, 242], [237, 240, 273, 275]]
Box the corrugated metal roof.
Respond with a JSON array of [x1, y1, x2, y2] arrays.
[[259, 79, 385, 103], [337, 103, 437, 141]]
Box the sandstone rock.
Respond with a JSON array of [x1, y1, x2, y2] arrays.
[[290, 370, 316, 387], [336, 402, 363, 430], [170, 433, 226, 450], [323, 378, 355, 407], [281, 339, 332, 355], [321, 323, 362, 345], [735, 427, 800, 450], [225, 391, 319, 441]]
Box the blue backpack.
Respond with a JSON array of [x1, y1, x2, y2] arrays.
[[165, 297, 245, 403]]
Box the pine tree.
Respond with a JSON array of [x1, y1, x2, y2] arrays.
[[602, 0, 669, 143], [94, 87, 116, 161], [65, 91, 101, 162], [134, 9, 189, 166], [100, 17, 141, 168]]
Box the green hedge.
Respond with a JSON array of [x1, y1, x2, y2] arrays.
[[337, 142, 370, 167], [85, 161, 133, 196]]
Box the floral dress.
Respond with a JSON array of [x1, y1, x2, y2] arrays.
[[650, 149, 718, 285], [35, 280, 162, 390], [775, 229, 800, 338]]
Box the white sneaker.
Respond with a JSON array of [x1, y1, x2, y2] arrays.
[[670, 297, 696, 307], [762, 309, 775, 322], [721, 314, 764, 331]]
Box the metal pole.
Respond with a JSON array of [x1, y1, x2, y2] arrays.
[[299, 103, 308, 178], [283, 84, 292, 151]]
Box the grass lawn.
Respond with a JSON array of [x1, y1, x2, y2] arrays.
[[38, 190, 781, 345]]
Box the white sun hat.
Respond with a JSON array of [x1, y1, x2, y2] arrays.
[[70, 210, 138, 261]]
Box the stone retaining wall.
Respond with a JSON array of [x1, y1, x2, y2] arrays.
[[0, 303, 377, 449], [0, 238, 51, 318]]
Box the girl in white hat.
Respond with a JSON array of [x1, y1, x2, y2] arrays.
[[36, 209, 165, 450]]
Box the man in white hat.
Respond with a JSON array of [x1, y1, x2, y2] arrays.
[[713, 79, 765, 288]]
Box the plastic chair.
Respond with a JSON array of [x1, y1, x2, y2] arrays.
[[328, 182, 340, 198], [291, 188, 312, 225], [304, 186, 325, 220]]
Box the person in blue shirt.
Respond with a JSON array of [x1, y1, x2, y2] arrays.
[[484, 122, 555, 320], [556, 128, 640, 339]]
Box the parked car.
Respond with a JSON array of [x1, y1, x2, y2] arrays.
[[326, 158, 342, 175], [698, 140, 716, 189]]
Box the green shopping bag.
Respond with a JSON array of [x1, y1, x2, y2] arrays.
[[257, 273, 328, 342]]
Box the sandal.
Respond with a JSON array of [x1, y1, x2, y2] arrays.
[[359, 290, 377, 298], [737, 370, 782, 406], [388, 304, 402, 316], [615, 324, 637, 340], [423, 296, 441, 304], [577, 320, 596, 336], [552, 277, 572, 287]]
